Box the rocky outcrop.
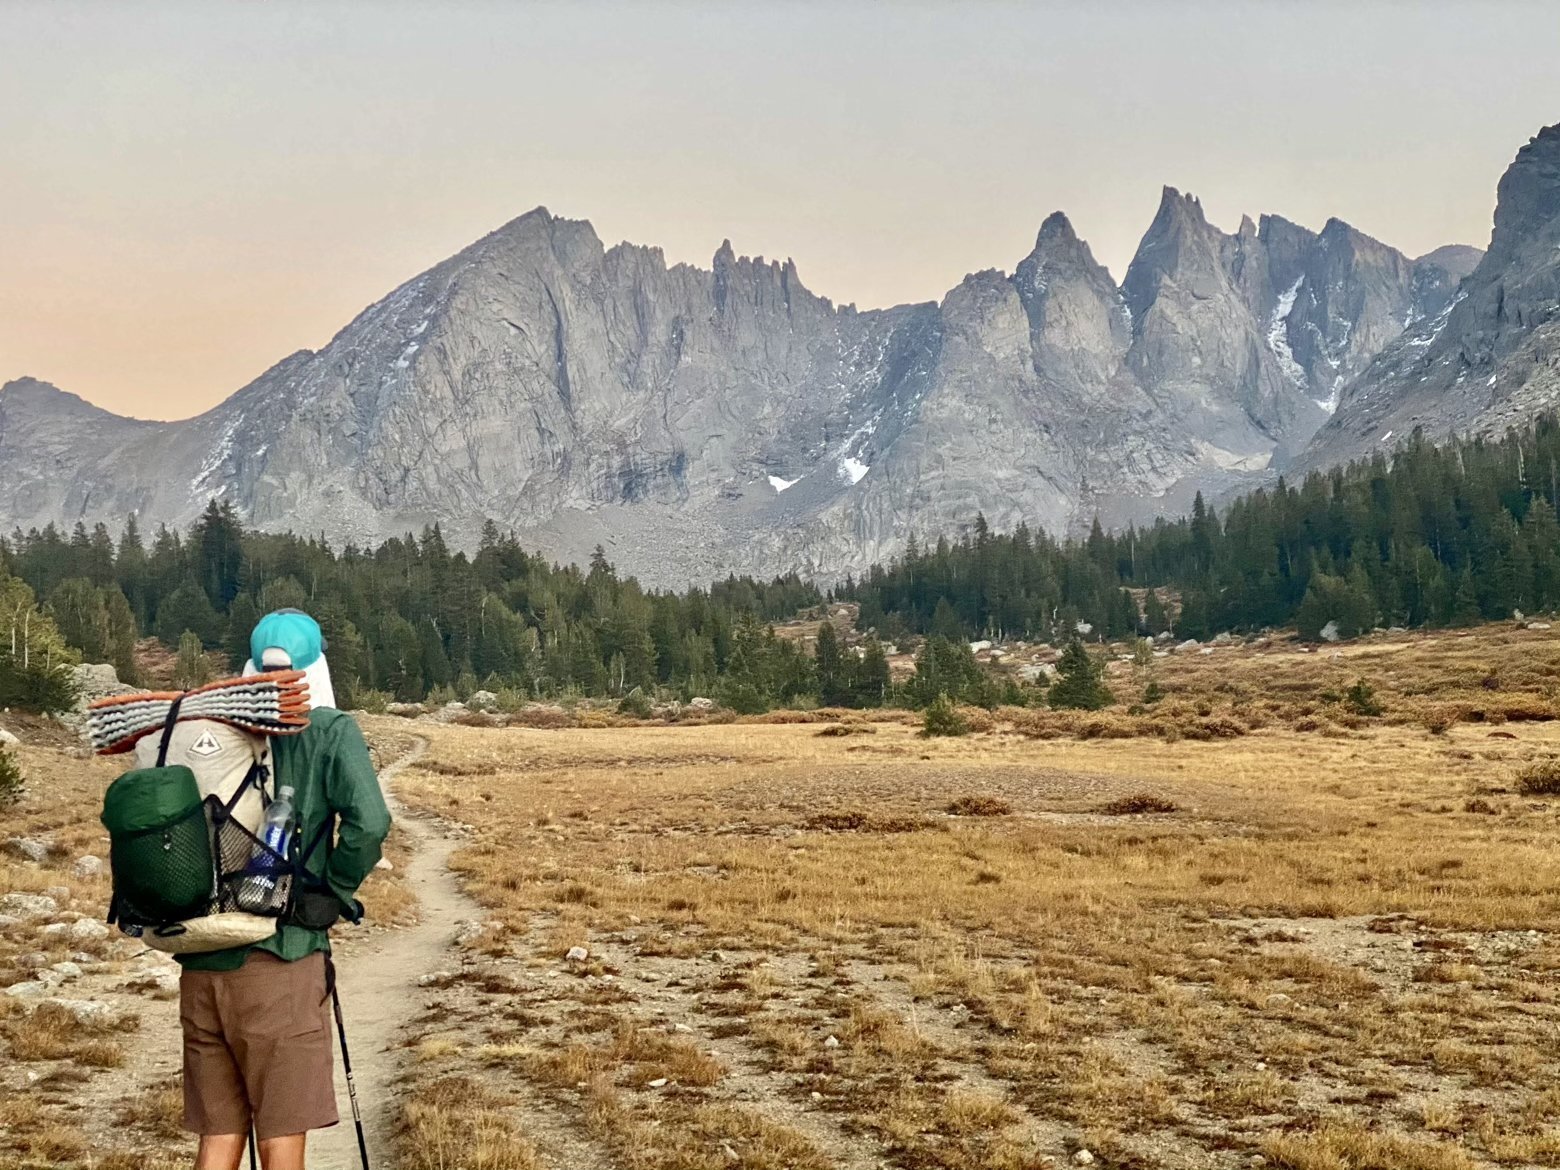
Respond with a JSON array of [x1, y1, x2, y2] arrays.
[[1302, 124, 1560, 471], [2, 190, 1479, 586]]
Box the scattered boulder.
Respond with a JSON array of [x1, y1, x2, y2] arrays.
[[688, 697, 715, 712], [565, 945, 590, 963], [823, 1034, 841, 1049], [72, 663, 139, 707], [1073, 1151, 1095, 1167], [968, 640, 993, 653], [385, 702, 425, 718], [1319, 621, 1342, 643], [0, 915, 21, 931], [0, 727, 18, 746], [71, 855, 105, 878], [48, 962, 81, 982], [1529, 621, 1553, 631], [15, 952, 49, 971], [467, 690, 499, 711], [43, 885, 70, 904], [2, 838, 51, 864], [374, 857, 394, 872], [47, 918, 109, 944], [3, 981, 49, 999], [1175, 639, 1200, 653], [40, 997, 119, 1026], [417, 971, 454, 987], [0, 893, 58, 920]]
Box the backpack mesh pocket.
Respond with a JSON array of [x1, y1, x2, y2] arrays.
[[212, 809, 294, 917], [110, 801, 216, 925]]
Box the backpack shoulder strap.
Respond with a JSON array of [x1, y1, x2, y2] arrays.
[[154, 696, 185, 767]]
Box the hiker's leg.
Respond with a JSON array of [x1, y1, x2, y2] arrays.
[[193, 1133, 247, 1170], [257, 1133, 306, 1170]]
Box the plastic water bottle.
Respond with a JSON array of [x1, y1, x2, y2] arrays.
[[238, 785, 295, 911]]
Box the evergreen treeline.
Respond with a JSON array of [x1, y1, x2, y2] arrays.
[[844, 421, 1560, 643], [6, 417, 1560, 712], [0, 511, 831, 709]]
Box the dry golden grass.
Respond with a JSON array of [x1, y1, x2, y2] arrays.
[[377, 624, 1560, 1169]]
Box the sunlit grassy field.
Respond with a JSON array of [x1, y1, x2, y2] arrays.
[[7, 625, 1560, 1168], [383, 627, 1560, 1170]]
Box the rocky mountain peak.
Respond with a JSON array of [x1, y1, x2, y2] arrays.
[[2, 158, 1499, 588], [1489, 123, 1560, 262]]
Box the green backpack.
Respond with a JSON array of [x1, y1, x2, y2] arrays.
[[101, 703, 217, 926]]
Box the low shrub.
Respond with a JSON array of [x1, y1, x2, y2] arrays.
[[0, 746, 21, 807], [1343, 679, 1384, 717], [616, 689, 654, 719], [1516, 759, 1560, 796], [504, 706, 577, 730], [815, 723, 875, 737], [1096, 793, 1178, 816], [1421, 708, 1456, 735], [922, 696, 971, 738], [352, 688, 392, 714], [946, 795, 1012, 817]]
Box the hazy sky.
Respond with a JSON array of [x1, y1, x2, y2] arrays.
[[3, 1, 1557, 421]]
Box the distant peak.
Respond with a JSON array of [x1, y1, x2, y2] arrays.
[[490, 205, 554, 236], [0, 377, 139, 423], [1491, 121, 1560, 255], [1238, 214, 1258, 237], [1036, 210, 1077, 243], [1018, 210, 1110, 285], [714, 238, 736, 267]]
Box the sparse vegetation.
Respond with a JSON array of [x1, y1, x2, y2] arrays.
[[1516, 759, 1560, 795], [921, 694, 972, 736], [1095, 792, 1178, 815], [0, 746, 22, 807], [946, 794, 1013, 817]]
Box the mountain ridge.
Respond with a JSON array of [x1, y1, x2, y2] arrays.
[[2, 185, 1485, 587]]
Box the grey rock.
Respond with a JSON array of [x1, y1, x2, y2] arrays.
[[0, 192, 1476, 586], [466, 690, 499, 711], [43, 885, 70, 903], [688, 697, 715, 711], [0, 727, 18, 746], [1304, 123, 1560, 471], [48, 961, 82, 981], [70, 663, 138, 707], [65, 918, 109, 943], [1319, 621, 1341, 643], [71, 855, 105, 878], [3, 980, 49, 999], [15, 952, 49, 970], [0, 914, 20, 930], [0, 893, 57, 919], [39, 997, 118, 1025], [2, 837, 50, 864], [565, 945, 590, 963]]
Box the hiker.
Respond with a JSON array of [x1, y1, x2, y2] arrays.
[[178, 610, 391, 1170]]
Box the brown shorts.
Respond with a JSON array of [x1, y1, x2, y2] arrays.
[[180, 950, 338, 1139]]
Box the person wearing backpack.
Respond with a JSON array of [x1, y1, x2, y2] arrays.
[[178, 610, 391, 1170]]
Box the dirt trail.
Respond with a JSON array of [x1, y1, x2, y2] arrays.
[[311, 735, 480, 1170]]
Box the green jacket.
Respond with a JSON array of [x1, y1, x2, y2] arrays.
[[178, 708, 392, 971]]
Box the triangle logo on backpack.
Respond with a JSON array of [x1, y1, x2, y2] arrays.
[[190, 730, 222, 758]]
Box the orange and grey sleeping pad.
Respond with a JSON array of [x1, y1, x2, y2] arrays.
[[86, 670, 312, 755]]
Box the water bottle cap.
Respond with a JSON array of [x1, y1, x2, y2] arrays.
[[277, 785, 296, 800]]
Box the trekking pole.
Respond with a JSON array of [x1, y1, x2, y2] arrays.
[[330, 983, 371, 1170], [248, 1125, 258, 1170]]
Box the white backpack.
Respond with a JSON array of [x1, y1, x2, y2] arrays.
[[130, 719, 281, 954]]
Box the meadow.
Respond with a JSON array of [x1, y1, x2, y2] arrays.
[[5, 625, 1560, 1168]]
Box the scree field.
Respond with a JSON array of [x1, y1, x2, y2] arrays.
[[6, 626, 1560, 1169]]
